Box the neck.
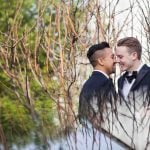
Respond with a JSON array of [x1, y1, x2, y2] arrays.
[[128, 60, 141, 72]]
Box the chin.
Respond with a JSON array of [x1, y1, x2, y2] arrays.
[[120, 66, 126, 72], [120, 69, 125, 73]]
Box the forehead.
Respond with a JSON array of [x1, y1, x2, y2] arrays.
[[104, 47, 113, 54], [116, 46, 129, 55]]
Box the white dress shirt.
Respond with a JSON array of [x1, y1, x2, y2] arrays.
[[122, 64, 144, 100]]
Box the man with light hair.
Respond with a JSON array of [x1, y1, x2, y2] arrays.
[[115, 37, 150, 149]]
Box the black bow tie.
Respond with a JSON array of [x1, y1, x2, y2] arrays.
[[124, 71, 137, 83]]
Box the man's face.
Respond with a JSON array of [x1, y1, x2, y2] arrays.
[[115, 46, 135, 72], [102, 48, 116, 74]]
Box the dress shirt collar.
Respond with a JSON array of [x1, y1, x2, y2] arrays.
[[129, 63, 144, 75]]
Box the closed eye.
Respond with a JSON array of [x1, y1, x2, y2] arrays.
[[117, 55, 123, 59], [111, 54, 115, 59]]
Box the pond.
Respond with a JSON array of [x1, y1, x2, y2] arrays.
[[0, 121, 127, 150]]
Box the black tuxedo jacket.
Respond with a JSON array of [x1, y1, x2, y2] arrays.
[[118, 64, 150, 103], [79, 71, 116, 122]]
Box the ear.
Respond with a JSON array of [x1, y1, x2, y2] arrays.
[[131, 52, 138, 60], [97, 58, 104, 66]]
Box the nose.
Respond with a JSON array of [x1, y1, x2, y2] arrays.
[[114, 56, 120, 63]]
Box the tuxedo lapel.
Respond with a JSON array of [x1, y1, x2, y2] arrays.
[[119, 77, 124, 90], [118, 74, 126, 98], [118, 72, 127, 90], [131, 64, 149, 90]]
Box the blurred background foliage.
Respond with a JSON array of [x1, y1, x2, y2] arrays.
[[0, 0, 149, 149]]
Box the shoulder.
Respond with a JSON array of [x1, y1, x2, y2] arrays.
[[141, 64, 150, 71], [88, 71, 108, 83], [81, 72, 109, 92], [139, 64, 150, 77]]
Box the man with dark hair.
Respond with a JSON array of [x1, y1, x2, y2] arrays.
[[79, 42, 117, 126]]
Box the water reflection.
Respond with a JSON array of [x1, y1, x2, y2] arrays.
[[0, 96, 150, 150], [0, 122, 126, 150], [50, 123, 126, 150]]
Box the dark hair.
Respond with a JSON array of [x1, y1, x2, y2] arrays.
[[117, 37, 142, 60], [87, 42, 110, 59]]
